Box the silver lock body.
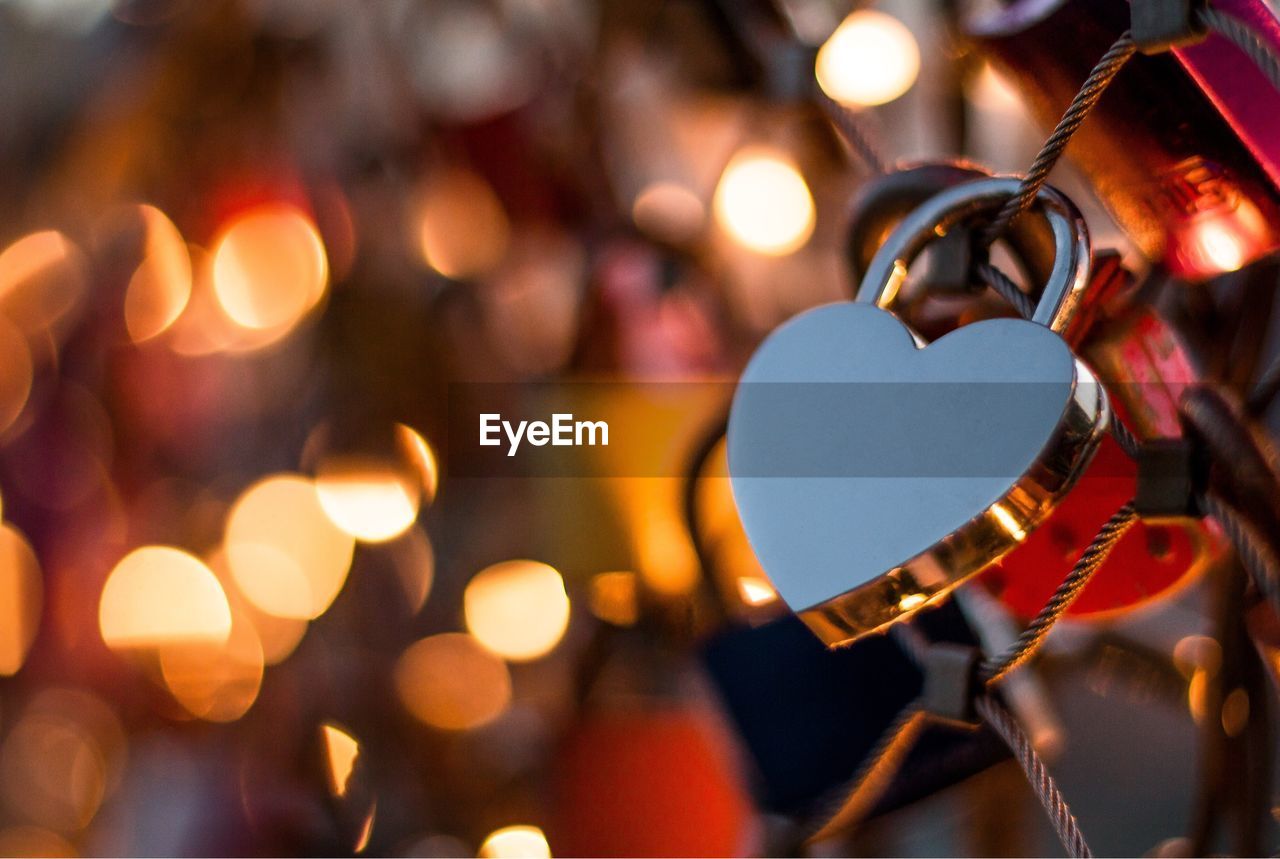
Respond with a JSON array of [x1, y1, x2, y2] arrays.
[[728, 178, 1111, 645]]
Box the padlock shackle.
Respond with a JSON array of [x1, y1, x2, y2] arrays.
[[855, 177, 1091, 333]]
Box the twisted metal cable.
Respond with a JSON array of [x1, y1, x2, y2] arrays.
[[976, 261, 1037, 319], [980, 501, 1138, 685], [975, 260, 1144, 459], [1247, 353, 1280, 416], [1201, 493, 1280, 613], [820, 91, 889, 175], [1198, 5, 1280, 93], [981, 32, 1137, 246], [807, 702, 928, 843], [976, 695, 1094, 859]]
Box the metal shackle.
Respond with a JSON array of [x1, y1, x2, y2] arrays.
[[855, 177, 1092, 333]]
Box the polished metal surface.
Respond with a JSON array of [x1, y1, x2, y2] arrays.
[[729, 178, 1111, 646]]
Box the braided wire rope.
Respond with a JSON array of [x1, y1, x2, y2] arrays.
[[1198, 5, 1280, 92], [820, 90, 889, 175], [980, 32, 1137, 246], [975, 695, 1094, 859], [980, 501, 1139, 685]]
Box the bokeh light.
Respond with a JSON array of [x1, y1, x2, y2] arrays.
[[632, 181, 706, 245], [395, 423, 440, 506], [0, 316, 33, 435], [224, 474, 355, 620], [464, 560, 571, 662], [315, 457, 420, 544], [320, 722, 361, 798], [0, 524, 43, 676], [1189, 218, 1249, 273], [211, 204, 328, 331], [815, 10, 920, 107], [417, 166, 510, 279], [0, 688, 125, 833], [588, 571, 638, 627], [125, 205, 192, 343], [99, 547, 233, 650], [0, 230, 88, 358], [713, 150, 815, 256], [394, 633, 512, 731], [158, 606, 265, 722], [479, 825, 552, 859]]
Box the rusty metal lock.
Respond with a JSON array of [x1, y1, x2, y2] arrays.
[[728, 177, 1111, 646]]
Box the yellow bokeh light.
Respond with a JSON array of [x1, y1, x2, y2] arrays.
[[1190, 218, 1248, 274], [816, 10, 920, 107], [315, 458, 420, 544], [0, 524, 42, 676], [224, 474, 355, 620], [0, 689, 125, 834], [632, 181, 706, 244], [395, 423, 440, 506], [588, 571, 638, 627], [159, 605, 264, 723], [0, 230, 86, 334], [0, 316, 33, 436], [320, 722, 361, 797], [464, 560, 570, 662], [211, 204, 328, 331], [125, 205, 192, 343], [99, 547, 232, 650], [418, 167, 510, 279], [394, 633, 512, 731], [479, 825, 552, 859], [713, 149, 815, 256]]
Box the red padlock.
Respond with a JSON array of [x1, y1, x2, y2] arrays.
[[982, 255, 1223, 618]]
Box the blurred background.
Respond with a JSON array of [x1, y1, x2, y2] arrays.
[[0, 0, 1278, 856]]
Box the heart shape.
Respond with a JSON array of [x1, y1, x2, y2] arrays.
[[727, 301, 1106, 643]]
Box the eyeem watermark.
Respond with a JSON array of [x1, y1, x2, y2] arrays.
[[479, 413, 609, 457]]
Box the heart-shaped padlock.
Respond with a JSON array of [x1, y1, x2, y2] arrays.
[[727, 178, 1112, 646]]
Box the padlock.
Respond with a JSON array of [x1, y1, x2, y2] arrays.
[[984, 254, 1224, 619], [728, 177, 1110, 646]]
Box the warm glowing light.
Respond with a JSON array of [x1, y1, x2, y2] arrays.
[[1189, 219, 1248, 273], [418, 167, 510, 279], [713, 150, 815, 255], [464, 560, 570, 661], [224, 474, 355, 620], [211, 205, 328, 330], [898, 592, 928, 612], [736, 576, 779, 607], [479, 825, 552, 859], [0, 525, 42, 676], [207, 549, 310, 665], [1222, 687, 1250, 737], [159, 606, 264, 722], [0, 827, 76, 858], [0, 230, 87, 349], [395, 423, 440, 505], [387, 526, 435, 614], [989, 502, 1027, 541], [125, 205, 192, 343], [0, 689, 125, 833], [815, 10, 920, 107], [99, 547, 233, 650], [394, 633, 512, 731], [0, 316, 33, 435], [588, 571, 638, 627], [315, 458, 420, 543], [321, 722, 361, 797], [355, 805, 376, 854], [632, 181, 706, 244]]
